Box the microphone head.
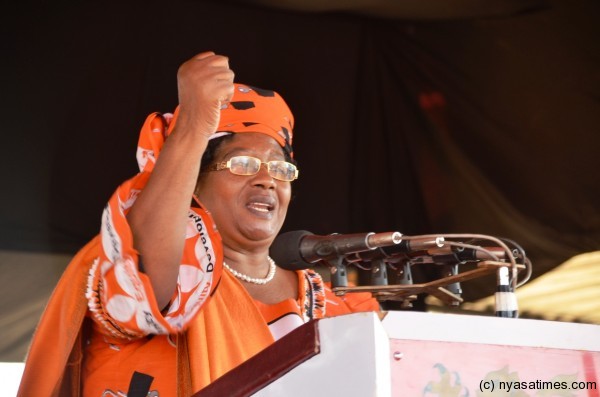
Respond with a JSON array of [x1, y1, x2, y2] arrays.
[[269, 230, 315, 270]]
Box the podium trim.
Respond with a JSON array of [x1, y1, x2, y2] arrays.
[[195, 319, 321, 397]]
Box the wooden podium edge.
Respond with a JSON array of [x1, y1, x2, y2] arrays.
[[195, 319, 321, 397]]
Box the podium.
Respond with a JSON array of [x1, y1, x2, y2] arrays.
[[383, 312, 600, 396], [198, 312, 391, 397], [198, 311, 600, 397]]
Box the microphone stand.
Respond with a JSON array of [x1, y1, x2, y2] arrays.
[[324, 256, 348, 289], [394, 261, 416, 308], [370, 258, 388, 286], [329, 233, 529, 317], [440, 264, 462, 307]]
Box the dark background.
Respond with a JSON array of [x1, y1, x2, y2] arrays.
[[1, 0, 599, 302]]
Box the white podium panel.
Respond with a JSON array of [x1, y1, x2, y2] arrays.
[[382, 311, 600, 396], [254, 311, 391, 397], [0, 362, 24, 397]]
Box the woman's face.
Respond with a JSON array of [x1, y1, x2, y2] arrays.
[[195, 132, 293, 251]]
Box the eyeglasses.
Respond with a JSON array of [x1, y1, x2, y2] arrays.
[[209, 155, 299, 182]]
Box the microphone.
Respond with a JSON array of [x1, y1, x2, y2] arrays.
[[269, 230, 402, 270]]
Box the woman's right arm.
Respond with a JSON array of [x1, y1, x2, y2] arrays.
[[124, 52, 234, 310]]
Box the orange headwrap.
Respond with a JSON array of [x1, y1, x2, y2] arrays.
[[215, 84, 295, 158], [136, 83, 294, 174]]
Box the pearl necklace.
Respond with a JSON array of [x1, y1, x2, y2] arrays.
[[223, 256, 277, 285]]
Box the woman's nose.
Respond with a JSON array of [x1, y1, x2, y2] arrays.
[[251, 163, 276, 188]]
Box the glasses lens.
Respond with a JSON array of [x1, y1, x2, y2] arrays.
[[228, 156, 261, 175], [222, 156, 297, 181], [268, 161, 297, 181]]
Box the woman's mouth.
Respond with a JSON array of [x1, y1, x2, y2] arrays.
[[247, 202, 274, 213], [246, 195, 276, 216]]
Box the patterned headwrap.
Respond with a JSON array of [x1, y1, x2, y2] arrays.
[[215, 84, 295, 158], [136, 83, 295, 174]]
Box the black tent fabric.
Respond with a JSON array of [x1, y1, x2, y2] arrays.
[[1, 0, 599, 306]]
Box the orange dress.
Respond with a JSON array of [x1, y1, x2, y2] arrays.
[[17, 232, 378, 396]]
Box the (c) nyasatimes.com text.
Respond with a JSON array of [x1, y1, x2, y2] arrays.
[[479, 379, 597, 393]]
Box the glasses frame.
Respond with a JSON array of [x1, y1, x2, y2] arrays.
[[209, 155, 299, 182]]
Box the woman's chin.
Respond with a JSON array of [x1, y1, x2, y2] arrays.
[[242, 225, 281, 244]]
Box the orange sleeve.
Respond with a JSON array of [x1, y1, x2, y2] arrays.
[[86, 113, 223, 340], [86, 171, 223, 339]]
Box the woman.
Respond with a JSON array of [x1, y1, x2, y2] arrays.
[[18, 52, 379, 396]]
